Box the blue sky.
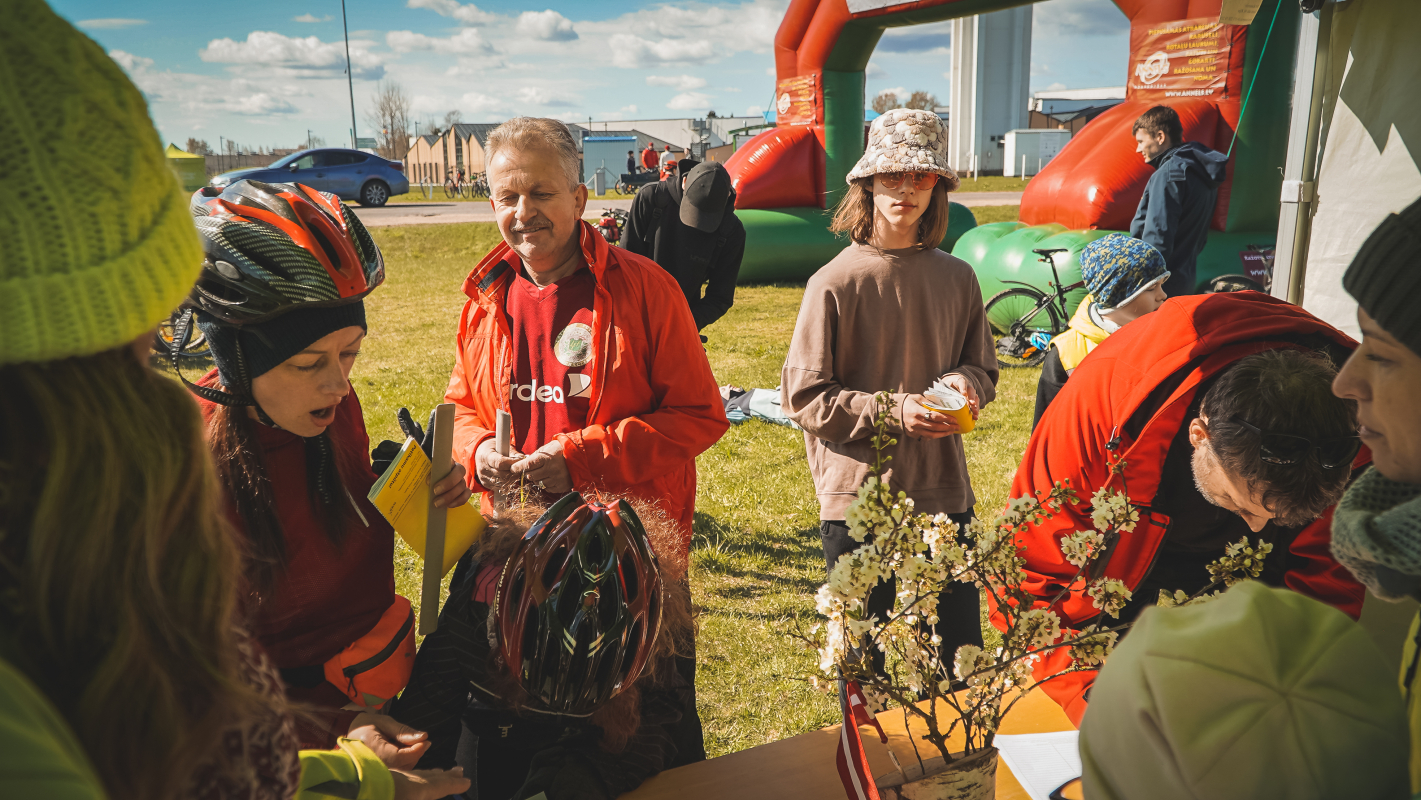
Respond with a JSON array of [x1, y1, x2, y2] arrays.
[[51, 0, 1129, 151]]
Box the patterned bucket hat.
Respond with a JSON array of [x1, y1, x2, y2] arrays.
[[1081, 234, 1169, 312], [846, 108, 960, 190]]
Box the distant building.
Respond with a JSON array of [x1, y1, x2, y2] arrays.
[[1029, 86, 1125, 135], [402, 123, 499, 185]]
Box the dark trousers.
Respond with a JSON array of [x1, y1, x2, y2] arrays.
[[820, 513, 984, 674]]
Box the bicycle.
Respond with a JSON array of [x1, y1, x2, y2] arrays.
[[442, 171, 459, 199], [983, 248, 1083, 368], [469, 172, 489, 198], [151, 309, 212, 362]]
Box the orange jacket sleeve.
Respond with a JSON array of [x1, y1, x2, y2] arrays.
[[445, 301, 497, 491], [556, 269, 728, 492]]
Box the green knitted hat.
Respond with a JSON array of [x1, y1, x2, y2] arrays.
[[0, 0, 201, 366]]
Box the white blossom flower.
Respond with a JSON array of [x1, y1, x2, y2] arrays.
[[1087, 578, 1132, 617], [1060, 530, 1106, 568]]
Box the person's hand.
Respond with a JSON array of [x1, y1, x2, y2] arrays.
[[937, 374, 982, 420], [391, 766, 470, 800], [903, 394, 962, 439], [475, 437, 523, 489], [431, 462, 474, 509], [511, 440, 573, 494], [346, 712, 429, 770]]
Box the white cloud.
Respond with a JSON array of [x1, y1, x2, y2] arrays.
[[461, 92, 510, 114], [621, 104, 638, 114], [744, 104, 763, 115], [232, 93, 299, 115], [610, 35, 716, 68], [387, 28, 494, 55], [517, 86, 580, 107], [1031, 62, 1055, 77], [293, 14, 332, 23], [78, 18, 147, 30], [877, 21, 951, 54], [1041, 82, 1068, 92], [200, 31, 385, 80], [647, 74, 707, 91], [1034, 0, 1129, 37], [109, 49, 154, 74], [880, 86, 907, 99], [667, 91, 712, 110], [865, 61, 887, 78], [515, 10, 578, 42], [406, 0, 499, 25]]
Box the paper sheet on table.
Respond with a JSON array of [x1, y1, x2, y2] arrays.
[[995, 731, 1081, 800]]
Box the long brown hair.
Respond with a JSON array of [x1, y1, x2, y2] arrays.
[[0, 347, 282, 800], [207, 397, 363, 593], [830, 176, 952, 249]]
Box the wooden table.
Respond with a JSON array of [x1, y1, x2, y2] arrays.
[[625, 687, 1075, 800]]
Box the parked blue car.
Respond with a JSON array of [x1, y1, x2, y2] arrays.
[[208, 148, 409, 207]]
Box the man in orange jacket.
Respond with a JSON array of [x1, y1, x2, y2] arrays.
[[445, 117, 728, 554], [998, 292, 1367, 725]]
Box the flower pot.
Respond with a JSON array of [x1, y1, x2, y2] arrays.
[[875, 746, 998, 800]]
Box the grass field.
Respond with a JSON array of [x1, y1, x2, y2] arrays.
[[350, 210, 1036, 756]]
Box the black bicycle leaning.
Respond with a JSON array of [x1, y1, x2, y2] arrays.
[[983, 247, 1083, 368]]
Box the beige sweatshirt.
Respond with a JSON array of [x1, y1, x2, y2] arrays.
[[782, 242, 998, 520]]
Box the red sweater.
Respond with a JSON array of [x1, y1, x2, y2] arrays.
[[198, 373, 395, 671]]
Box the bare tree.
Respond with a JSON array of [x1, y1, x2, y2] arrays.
[[184, 137, 211, 155], [905, 91, 941, 111], [442, 110, 463, 130], [424, 120, 443, 136], [871, 91, 901, 114], [366, 81, 413, 161], [307, 134, 326, 148]]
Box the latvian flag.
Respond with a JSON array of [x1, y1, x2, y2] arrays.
[[837, 680, 888, 800]]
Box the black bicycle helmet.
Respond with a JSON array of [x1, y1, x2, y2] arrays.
[[493, 493, 664, 716], [187, 180, 384, 324]]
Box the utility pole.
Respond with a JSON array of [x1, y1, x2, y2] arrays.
[[341, 0, 357, 149]]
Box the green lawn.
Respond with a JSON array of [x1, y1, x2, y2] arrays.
[[387, 189, 639, 203], [352, 209, 1037, 757], [956, 176, 1031, 192]]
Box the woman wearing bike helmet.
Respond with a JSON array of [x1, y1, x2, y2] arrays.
[[183, 179, 473, 750], [781, 108, 998, 676], [391, 496, 696, 800]]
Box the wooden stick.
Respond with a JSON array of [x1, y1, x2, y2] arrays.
[[420, 403, 455, 635], [495, 409, 512, 457]]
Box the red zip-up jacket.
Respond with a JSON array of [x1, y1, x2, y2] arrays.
[[445, 221, 728, 554], [993, 293, 1367, 725]]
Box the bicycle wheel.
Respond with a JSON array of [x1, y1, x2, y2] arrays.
[[984, 288, 1062, 369], [152, 314, 211, 362], [443, 180, 456, 199]]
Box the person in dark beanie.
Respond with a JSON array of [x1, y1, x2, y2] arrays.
[[185, 181, 474, 755], [1329, 195, 1421, 792], [624, 159, 746, 331], [1128, 105, 1227, 297]]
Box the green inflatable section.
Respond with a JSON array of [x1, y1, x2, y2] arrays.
[[736, 202, 978, 283], [952, 222, 1278, 321]]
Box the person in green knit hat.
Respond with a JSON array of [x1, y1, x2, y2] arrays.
[[0, 3, 466, 800], [1330, 194, 1421, 797], [1078, 581, 1408, 799]]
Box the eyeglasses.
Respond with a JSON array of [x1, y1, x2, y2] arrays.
[[1228, 416, 1362, 470], [876, 172, 939, 191]]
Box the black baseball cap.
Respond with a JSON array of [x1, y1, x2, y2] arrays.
[[680, 161, 732, 233]]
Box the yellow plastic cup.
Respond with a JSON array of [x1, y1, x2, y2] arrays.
[[921, 393, 975, 434]]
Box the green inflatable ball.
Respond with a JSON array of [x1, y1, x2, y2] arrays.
[[973, 223, 1066, 302], [936, 202, 979, 253], [951, 221, 1027, 291]]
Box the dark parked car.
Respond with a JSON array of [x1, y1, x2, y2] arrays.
[[208, 148, 409, 207]]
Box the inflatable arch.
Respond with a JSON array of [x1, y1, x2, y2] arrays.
[[727, 0, 1299, 300]]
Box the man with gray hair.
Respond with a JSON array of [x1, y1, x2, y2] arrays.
[[439, 116, 727, 782]]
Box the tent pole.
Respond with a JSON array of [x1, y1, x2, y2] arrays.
[[1271, 3, 1334, 306]]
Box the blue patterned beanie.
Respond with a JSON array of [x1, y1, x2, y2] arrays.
[[1081, 235, 1169, 311]]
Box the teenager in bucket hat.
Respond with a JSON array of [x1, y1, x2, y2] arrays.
[[1033, 234, 1169, 426], [0, 3, 468, 799], [782, 107, 998, 676]]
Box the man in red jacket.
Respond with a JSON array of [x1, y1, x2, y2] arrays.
[[999, 292, 1367, 725], [446, 117, 727, 553]]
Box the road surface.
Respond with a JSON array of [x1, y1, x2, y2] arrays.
[[349, 192, 1022, 228]]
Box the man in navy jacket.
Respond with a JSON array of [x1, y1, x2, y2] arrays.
[[1129, 105, 1228, 296]]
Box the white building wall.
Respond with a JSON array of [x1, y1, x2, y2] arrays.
[[949, 7, 1032, 174]]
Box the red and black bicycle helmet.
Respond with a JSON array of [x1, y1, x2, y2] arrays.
[[187, 180, 384, 324], [493, 493, 664, 716]]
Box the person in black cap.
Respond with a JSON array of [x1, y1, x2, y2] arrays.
[[624, 159, 746, 331]]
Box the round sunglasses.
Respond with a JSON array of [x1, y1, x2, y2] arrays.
[[1228, 416, 1362, 470], [876, 172, 940, 191]]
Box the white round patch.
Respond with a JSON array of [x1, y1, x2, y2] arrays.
[[553, 322, 593, 368]]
